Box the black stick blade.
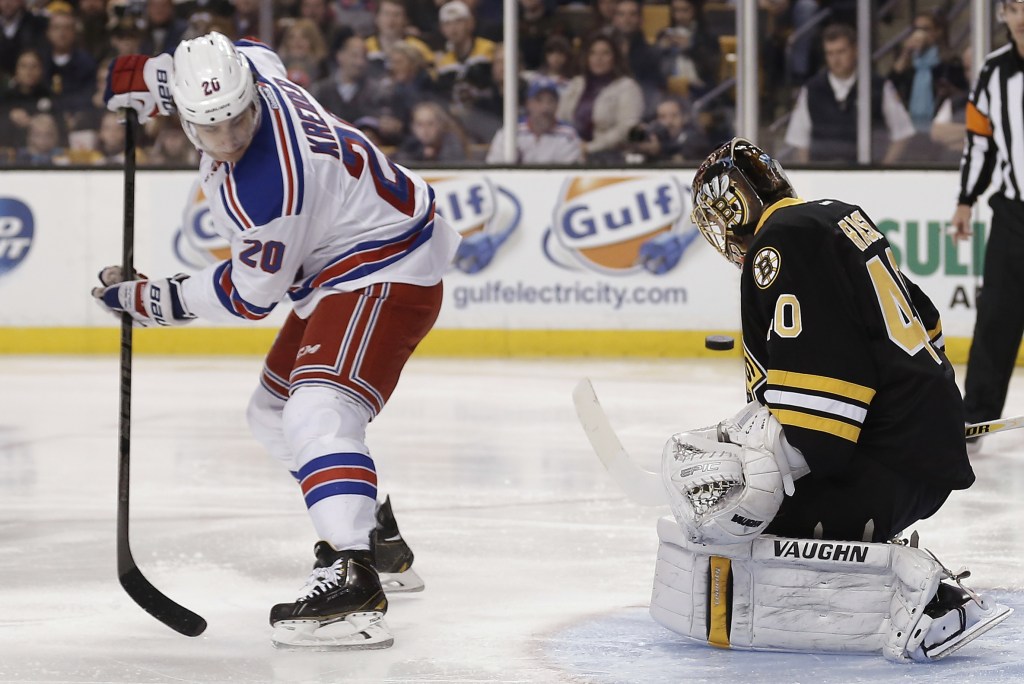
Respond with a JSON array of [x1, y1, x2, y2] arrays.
[[119, 565, 208, 637]]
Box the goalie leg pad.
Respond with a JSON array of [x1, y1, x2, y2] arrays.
[[650, 516, 963, 660]]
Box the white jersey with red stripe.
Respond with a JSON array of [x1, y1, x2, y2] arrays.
[[180, 40, 460, 321]]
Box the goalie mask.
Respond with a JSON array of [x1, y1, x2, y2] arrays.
[[691, 138, 795, 268], [172, 31, 260, 161]]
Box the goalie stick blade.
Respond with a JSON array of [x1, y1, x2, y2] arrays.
[[118, 564, 208, 637], [572, 378, 666, 506]]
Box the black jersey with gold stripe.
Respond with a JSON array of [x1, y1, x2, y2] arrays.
[[741, 197, 975, 490]]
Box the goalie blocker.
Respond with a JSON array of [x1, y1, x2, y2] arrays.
[[651, 517, 1012, 661]]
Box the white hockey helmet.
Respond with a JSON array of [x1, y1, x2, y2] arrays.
[[172, 32, 259, 152]]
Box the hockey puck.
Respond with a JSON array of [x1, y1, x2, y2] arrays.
[[704, 335, 735, 351]]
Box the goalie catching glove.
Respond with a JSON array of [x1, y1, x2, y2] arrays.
[[663, 401, 809, 545], [92, 265, 196, 327], [104, 54, 175, 123]]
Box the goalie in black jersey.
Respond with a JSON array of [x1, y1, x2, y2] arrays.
[[647, 138, 1010, 662], [693, 136, 974, 543]]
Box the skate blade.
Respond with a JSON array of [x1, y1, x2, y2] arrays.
[[271, 611, 394, 650], [928, 604, 1013, 660], [380, 567, 425, 593]]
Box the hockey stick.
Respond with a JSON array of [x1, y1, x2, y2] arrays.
[[572, 378, 666, 506], [965, 415, 1024, 439], [573, 378, 1024, 507], [116, 110, 207, 637]]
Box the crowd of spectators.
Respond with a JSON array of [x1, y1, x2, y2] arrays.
[[0, 0, 976, 168]]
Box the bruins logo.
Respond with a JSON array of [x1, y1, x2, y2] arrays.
[[751, 247, 781, 289], [697, 173, 748, 229]]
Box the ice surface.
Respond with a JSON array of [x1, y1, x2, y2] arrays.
[[0, 357, 1020, 683]]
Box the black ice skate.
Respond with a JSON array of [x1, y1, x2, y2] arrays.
[[373, 496, 425, 593], [909, 580, 1012, 660], [270, 542, 393, 650]]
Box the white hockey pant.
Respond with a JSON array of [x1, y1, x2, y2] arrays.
[[650, 516, 946, 661], [247, 385, 376, 550]]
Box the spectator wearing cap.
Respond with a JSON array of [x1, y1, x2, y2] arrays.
[[139, 0, 187, 56], [0, 0, 48, 81], [366, 0, 434, 79], [556, 33, 642, 164], [486, 77, 582, 164], [311, 34, 384, 123], [433, 0, 497, 114]]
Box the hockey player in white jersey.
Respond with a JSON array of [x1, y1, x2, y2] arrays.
[[93, 32, 461, 649]]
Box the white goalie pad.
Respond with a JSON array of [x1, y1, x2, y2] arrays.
[[650, 516, 949, 661]]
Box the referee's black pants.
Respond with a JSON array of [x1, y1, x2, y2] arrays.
[[963, 195, 1024, 423]]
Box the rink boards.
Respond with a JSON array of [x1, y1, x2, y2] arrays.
[[0, 168, 994, 361]]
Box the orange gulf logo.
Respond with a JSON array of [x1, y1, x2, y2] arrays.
[[551, 176, 687, 274], [173, 181, 231, 268]]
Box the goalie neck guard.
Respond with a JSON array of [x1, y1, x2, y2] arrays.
[[691, 138, 795, 268]]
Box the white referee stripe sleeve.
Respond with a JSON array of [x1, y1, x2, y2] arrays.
[[764, 390, 868, 424], [1009, 73, 1024, 201]]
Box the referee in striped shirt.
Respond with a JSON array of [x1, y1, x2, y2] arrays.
[[951, 0, 1024, 450]]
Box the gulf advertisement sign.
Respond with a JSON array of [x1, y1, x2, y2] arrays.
[[428, 176, 522, 274], [546, 176, 697, 276]]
